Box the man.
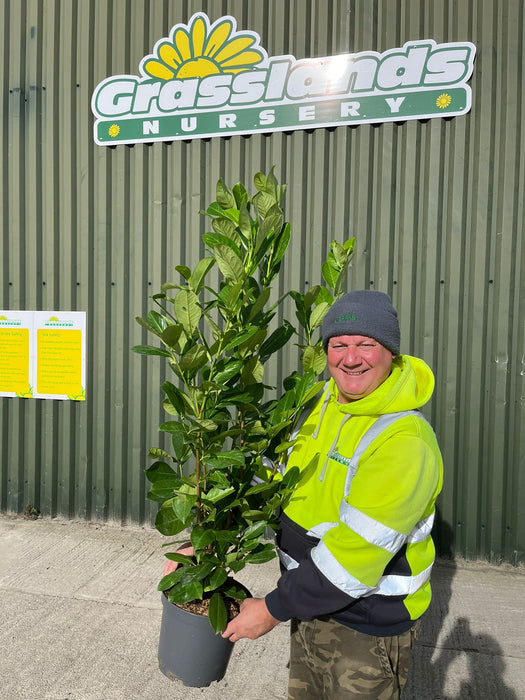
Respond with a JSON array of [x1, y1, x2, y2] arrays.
[[221, 289, 443, 699]]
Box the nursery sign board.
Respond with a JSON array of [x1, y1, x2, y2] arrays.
[[0, 311, 86, 401], [91, 13, 476, 145]]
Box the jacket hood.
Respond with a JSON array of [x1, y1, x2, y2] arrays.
[[328, 354, 435, 415]]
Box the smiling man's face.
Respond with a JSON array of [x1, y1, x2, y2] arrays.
[[326, 334, 395, 403]]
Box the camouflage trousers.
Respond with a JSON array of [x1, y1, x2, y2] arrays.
[[288, 617, 420, 700]]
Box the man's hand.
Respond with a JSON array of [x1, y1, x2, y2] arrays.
[[221, 597, 280, 642], [162, 543, 193, 577]]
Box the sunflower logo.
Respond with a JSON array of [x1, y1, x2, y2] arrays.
[[436, 93, 452, 109], [141, 13, 266, 81], [108, 124, 120, 137]]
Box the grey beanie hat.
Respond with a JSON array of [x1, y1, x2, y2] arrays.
[[322, 290, 400, 354]]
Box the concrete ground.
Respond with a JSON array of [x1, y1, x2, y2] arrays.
[[0, 514, 523, 700]]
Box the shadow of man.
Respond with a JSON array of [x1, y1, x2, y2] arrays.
[[403, 512, 517, 699]]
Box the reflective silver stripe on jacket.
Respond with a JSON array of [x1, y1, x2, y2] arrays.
[[338, 502, 407, 553], [278, 548, 300, 570], [311, 540, 433, 597]]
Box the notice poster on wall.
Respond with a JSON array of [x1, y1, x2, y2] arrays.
[[0, 311, 86, 401], [0, 311, 34, 398]]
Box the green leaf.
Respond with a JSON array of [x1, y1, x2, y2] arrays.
[[190, 257, 215, 293], [238, 201, 252, 240], [244, 544, 277, 564], [147, 476, 182, 501], [245, 481, 278, 496], [259, 321, 294, 361], [253, 191, 275, 218], [223, 325, 259, 352], [173, 290, 201, 334], [253, 171, 267, 191], [271, 222, 291, 267], [191, 417, 218, 431], [214, 244, 246, 283], [158, 571, 181, 591], [161, 381, 187, 414], [205, 567, 229, 592], [205, 450, 245, 469], [167, 581, 203, 605], [203, 232, 242, 258], [175, 265, 192, 280], [179, 344, 208, 371], [203, 487, 235, 503], [216, 179, 236, 209], [302, 345, 327, 375], [155, 503, 186, 536], [206, 203, 239, 224], [241, 356, 264, 385], [209, 591, 228, 634], [322, 261, 339, 289], [145, 461, 178, 483], [241, 521, 268, 541], [309, 302, 330, 330], [331, 241, 348, 267], [164, 552, 194, 565], [161, 325, 183, 348], [131, 345, 171, 357], [190, 526, 216, 551], [214, 360, 244, 385], [148, 447, 172, 460], [147, 310, 168, 335], [135, 315, 162, 336], [172, 494, 196, 522]]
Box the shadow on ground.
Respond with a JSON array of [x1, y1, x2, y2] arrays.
[[403, 515, 517, 700]]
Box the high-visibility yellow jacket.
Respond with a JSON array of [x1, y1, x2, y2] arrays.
[[265, 354, 443, 636]]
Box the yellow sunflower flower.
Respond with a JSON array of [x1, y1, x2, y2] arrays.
[[436, 93, 452, 109], [141, 14, 265, 81]]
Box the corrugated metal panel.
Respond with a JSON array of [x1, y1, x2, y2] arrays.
[[1, 0, 523, 564]]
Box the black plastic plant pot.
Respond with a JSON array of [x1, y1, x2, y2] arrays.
[[158, 591, 235, 687]]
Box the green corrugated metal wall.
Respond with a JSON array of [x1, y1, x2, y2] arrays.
[[1, 0, 523, 564]]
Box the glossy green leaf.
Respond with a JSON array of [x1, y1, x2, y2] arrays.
[[190, 526, 216, 551], [205, 567, 229, 592], [259, 321, 295, 362], [309, 302, 330, 330], [302, 344, 327, 375], [214, 244, 245, 283], [161, 381, 187, 414], [241, 356, 264, 385], [179, 344, 207, 371], [131, 345, 171, 357], [321, 260, 339, 289], [205, 450, 245, 469], [155, 504, 186, 536], [145, 461, 178, 483], [167, 580, 203, 605], [216, 179, 236, 209], [173, 290, 201, 334], [209, 591, 228, 634], [190, 257, 215, 293], [202, 232, 242, 258], [241, 521, 268, 540], [147, 310, 168, 335]]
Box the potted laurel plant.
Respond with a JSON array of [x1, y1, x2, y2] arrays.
[[133, 169, 355, 687]]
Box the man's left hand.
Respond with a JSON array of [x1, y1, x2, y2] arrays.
[[221, 597, 280, 642]]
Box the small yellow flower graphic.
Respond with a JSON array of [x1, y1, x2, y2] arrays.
[[436, 93, 452, 109], [141, 13, 265, 81], [68, 387, 86, 401], [108, 124, 120, 137]]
